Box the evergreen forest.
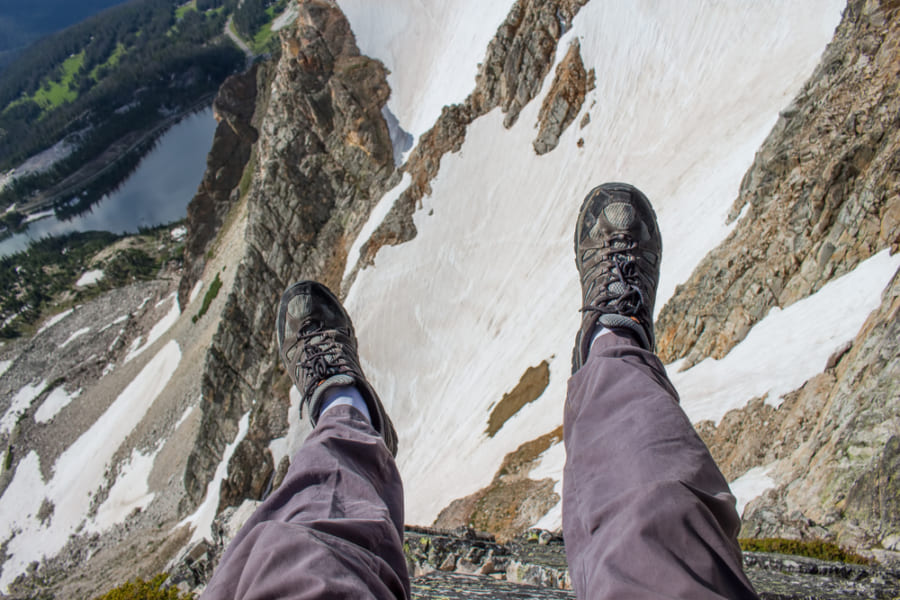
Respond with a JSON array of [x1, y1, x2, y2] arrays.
[[0, 0, 283, 216]]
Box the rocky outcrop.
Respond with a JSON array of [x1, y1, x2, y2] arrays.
[[434, 428, 562, 542], [734, 269, 900, 558], [533, 40, 593, 155], [656, 0, 900, 557], [350, 0, 588, 283], [182, 0, 397, 511], [178, 64, 265, 308], [404, 528, 900, 600], [657, 0, 900, 366]]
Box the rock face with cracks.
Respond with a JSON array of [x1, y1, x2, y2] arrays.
[[180, 0, 396, 512], [658, 0, 900, 560], [656, 0, 900, 366], [533, 39, 594, 155], [178, 64, 265, 308]]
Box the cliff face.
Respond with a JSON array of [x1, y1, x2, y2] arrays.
[[183, 0, 592, 514], [180, 0, 898, 564], [656, 0, 900, 366], [656, 0, 900, 556], [181, 0, 397, 509], [178, 64, 264, 309]]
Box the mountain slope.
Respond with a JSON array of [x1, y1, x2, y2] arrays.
[[5, 0, 900, 596], [340, 0, 852, 528]]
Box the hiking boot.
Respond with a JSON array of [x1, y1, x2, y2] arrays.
[[572, 183, 662, 372], [276, 280, 398, 456]]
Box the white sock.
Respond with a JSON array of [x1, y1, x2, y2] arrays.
[[320, 384, 372, 422], [589, 326, 613, 352]]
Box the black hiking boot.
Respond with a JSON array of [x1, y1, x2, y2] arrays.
[[277, 280, 398, 456], [572, 183, 662, 373]]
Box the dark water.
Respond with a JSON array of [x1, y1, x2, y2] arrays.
[[0, 107, 216, 257]]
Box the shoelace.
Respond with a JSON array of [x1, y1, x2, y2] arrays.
[[289, 320, 356, 402], [581, 236, 646, 317]]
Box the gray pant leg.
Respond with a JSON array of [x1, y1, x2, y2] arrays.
[[202, 405, 409, 600], [563, 332, 758, 599]]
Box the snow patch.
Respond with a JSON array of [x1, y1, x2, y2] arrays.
[[124, 293, 181, 363], [672, 249, 900, 425], [99, 314, 128, 333], [0, 359, 12, 379], [108, 327, 126, 352], [36, 308, 74, 335], [60, 326, 91, 349], [34, 387, 82, 423], [1, 380, 46, 434], [0, 341, 181, 590], [89, 446, 161, 532], [75, 269, 105, 287], [125, 336, 143, 358], [529, 441, 566, 531], [343, 173, 411, 280], [175, 404, 195, 429], [179, 411, 251, 545], [188, 279, 204, 304], [23, 209, 55, 224], [170, 226, 187, 241], [730, 465, 776, 516], [268, 386, 308, 467]]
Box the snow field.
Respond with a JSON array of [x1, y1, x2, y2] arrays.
[[0, 340, 182, 591], [343, 0, 844, 525], [528, 441, 566, 531], [336, 0, 515, 145], [89, 445, 162, 533], [343, 173, 411, 281], [268, 386, 310, 468]]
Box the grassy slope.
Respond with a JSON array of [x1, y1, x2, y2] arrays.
[[30, 51, 84, 110]]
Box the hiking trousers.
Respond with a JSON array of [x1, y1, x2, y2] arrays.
[[201, 331, 759, 599], [563, 330, 758, 599]]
